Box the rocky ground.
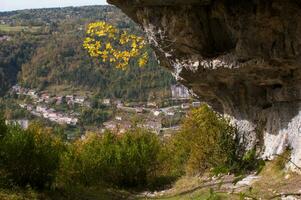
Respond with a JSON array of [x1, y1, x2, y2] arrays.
[[137, 158, 301, 200]]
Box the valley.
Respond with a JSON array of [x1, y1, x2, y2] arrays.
[[1, 1, 301, 200], [6, 83, 199, 140]]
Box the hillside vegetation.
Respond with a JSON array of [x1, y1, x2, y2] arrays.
[[0, 105, 299, 200], [0, 105, 267, 199], [0, 6, 175, 101]]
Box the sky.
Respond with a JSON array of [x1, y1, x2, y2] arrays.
[[0, 0, 108, 12]]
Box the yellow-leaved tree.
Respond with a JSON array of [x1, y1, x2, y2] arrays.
[[83, 21, 149, 70]]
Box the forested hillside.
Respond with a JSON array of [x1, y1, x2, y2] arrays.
[[0, 34, 42, 96], [0, 6, 175, 101]]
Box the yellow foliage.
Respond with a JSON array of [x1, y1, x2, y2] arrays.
[[83, 21, 149, 70]]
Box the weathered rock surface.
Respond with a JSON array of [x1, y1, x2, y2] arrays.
[[108, 0, 301, 170]]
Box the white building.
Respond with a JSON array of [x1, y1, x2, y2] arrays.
[[74, 96, 85, 104], [153, 110, 161, 116], [36, 106, 48, 113], [167, 112, 175, 116], [115, 116, 122, 121], [28, 90, 38, 98], [192, 101, 201, 108], [171, 84, 190, 99], [5, 120, 29, 129], [181, 103, 191, 109], [103, 99, 111, 105], [147, 102, 157, 108], [66, 95, 74, 102]]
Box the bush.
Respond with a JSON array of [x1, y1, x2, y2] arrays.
[[116, 129, 162, 187], [168, 105, 242, 176], [0, 123, 63, 189], [60, 128, 162, 188]]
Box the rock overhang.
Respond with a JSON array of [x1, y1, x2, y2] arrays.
[[107, 0, 301, 170]]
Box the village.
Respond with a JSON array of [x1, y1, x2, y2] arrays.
[[11, 85, 82, 126], [9, 84, 201, 138]]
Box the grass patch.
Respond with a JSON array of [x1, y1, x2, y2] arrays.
[[248, 152, 301, 199], [45, 84, 94, 97], [0, 186, 133, 200], [0, 25, 41, 33]]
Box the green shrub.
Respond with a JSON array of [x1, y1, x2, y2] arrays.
[[168, 105, 238, 176], [240, 149, 265, 174], [60, 128, 162, 188], [168, 104, 263, 176], [117, 129, 162, 186], [0, 123, 63, 189]]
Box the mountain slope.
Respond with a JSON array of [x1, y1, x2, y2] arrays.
[[0, 6, 175, 101]]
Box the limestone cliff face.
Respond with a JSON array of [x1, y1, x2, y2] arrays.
[[108, 0, 301, 169]]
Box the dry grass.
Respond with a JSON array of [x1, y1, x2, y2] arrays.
[[249, 157, 301, 199], [0, 186, 133, 200], [140, 152, 301, 200]]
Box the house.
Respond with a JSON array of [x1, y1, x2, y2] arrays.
[[103, 99, 111, 105], [171, 84, 190, 99], [55, 96, 63, 105], [65, 117, 78, 126], [48, 108, 55, 113], [135, 107, 143, 113], [167, 111, 175, 116], [31, 111, 41, 117], [119, 123, 132, 134], [26, 105, 33, 111], [74, 96, 85, 104], [181, 103, 190, 110], [28, 90, 37, 98], [37, 98, 44, 103], [48, 113, 57, 119], [67, 100, 74, 106], [114, 100, 123, 107], [192, 101, 201, 108], [147, 102, 157, 108], [0, 35, 11, 42], [115, 116, 122, 121], [153, 110, 161, 116], [142, 121, 162, 134], [66, 95, 74, 101], [41, 94, 50, 102], [43, 113, 49, 118], [103, 121, 117, 130], [5, 120, 29, 129], [36, 106, 48, 113], [70, 118, 78, 125], [19, 104, 26, 108], [12, 85, 21, 92]]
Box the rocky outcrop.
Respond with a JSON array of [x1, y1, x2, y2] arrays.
[[108, 0, 301, 170]]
